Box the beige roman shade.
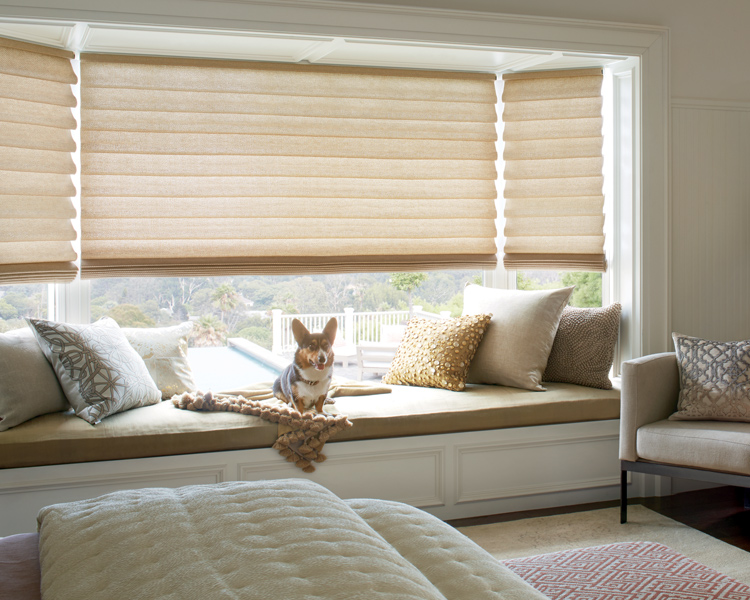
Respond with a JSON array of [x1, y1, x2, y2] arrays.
[[79, 54, 498, 278], [0, 37, 78, 284], [502, 68, 606, 272]]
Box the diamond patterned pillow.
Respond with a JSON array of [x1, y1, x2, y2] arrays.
[[382, 314, 492, 391], [27, 317, 161, 425], [670, 333, 750, 422]]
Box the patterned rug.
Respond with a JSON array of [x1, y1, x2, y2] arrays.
[[502, 541, 750, 600]]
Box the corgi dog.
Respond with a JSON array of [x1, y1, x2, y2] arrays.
[[273, 317, 337, 414]]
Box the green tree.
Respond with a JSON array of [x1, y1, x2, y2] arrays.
[[186, 288, 214, 318], [562, 272, 602, 307], [107, 304, 156, 328], [361, 282, 401, 312], [237, 279, 276, 309], [211, 283, 240, 323], [236, 326, 272, 350], [388, 272, 428, 315], [0, 299, 18, 320]]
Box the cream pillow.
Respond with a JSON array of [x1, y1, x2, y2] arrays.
[[122, 322, 197, 399], [0, 327, 69, 431], [462, 284, 573, 390], [26, 317, 161, 425], [382, 314, 492, 391], [670, 333, 750, 422]]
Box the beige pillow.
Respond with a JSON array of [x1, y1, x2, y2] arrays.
[[0, 327, 69, 431], [670, 333, 750, 422], [26, 317, 161, 425], [462, 284, 573, 390], [122, 322, 197, 399], [543, 303, 621, 390], [383, 314, 492, 391]]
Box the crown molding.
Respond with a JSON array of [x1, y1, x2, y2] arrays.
[[0, 0, 667, 58]]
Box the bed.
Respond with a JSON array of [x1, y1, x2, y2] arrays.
[[0, 478, 548, 600]]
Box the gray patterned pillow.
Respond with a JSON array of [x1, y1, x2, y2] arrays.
[[670, 333, 750, 422], [27, 317, 161, 425], [543, 304, 621, 390]]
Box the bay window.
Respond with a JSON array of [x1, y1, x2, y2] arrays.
[[0, 22, 642, 380]]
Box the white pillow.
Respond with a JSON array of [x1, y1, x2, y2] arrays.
[[26, 317, 161, 424], [0, 327, 69, 431], [462, 284, 573, 390], [122, 322, 197, 399]]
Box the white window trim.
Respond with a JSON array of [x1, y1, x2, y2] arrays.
[[1, 0, 669, 357]]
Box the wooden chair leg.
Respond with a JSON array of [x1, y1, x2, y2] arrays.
[[620, 469, 628, 524]]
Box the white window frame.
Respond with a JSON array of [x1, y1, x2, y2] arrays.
[[490, 60, 640, 373]]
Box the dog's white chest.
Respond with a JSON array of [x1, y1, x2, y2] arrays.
[[296, 370, 332, 408]]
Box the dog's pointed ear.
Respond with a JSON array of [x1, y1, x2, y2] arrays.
[[323, 317, 337, 345], [291, 319, 309, 345]]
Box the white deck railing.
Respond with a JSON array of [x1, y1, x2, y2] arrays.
[[271, 307, 449, 355]]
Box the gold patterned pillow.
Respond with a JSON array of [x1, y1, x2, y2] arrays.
[[383, 314, 491, 391], [670, 333, 750, 422]]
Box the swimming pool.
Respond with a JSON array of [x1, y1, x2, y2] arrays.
[[187, 346, 283, 392]]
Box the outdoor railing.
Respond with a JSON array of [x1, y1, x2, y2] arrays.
[[271, 307, 448, 355]]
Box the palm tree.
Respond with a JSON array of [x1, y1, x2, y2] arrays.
[[211, 283, 240, 323], [191, 315, 227, 347]]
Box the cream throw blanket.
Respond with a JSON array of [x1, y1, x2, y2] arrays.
[[37, 479, 547, 600], [173, 378, 391, 472]]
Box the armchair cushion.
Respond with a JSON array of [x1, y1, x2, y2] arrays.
[[637, 420, 750, 476]]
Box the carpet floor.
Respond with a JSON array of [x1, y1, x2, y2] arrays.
[[458, 505, 750, 585], [502, 541, 750, 600]]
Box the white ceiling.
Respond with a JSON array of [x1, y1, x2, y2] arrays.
[[0, 19, 629, 73]]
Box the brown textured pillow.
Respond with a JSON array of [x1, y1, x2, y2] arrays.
[[542, 304, 621, 390], [383, 314, 492, 391], [669, 333, 750, 422]]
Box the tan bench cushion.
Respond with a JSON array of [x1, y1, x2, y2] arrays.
[[637, 419, 750, 476], [336, 382, 620, 441], [0, 401, 278, 469], [0, 382, 620, 469]]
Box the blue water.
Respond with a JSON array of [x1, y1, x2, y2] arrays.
[[187, 347, 282, 392]]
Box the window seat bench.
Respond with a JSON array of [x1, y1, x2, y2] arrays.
[[0, 382, 621, 536], [0, 382, 619, 470]]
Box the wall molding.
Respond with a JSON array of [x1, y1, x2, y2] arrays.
[[238, 447, 445, 507], [454, 431, 620, 504], [672, 97, 750, 112], [0, 465, 227, 495]]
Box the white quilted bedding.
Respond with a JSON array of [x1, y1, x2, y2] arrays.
[[37, 479, 548, 600]]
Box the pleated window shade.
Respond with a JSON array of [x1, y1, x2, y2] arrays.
[[79, 54, 498, 278], [501, 68, 606, 272], [0, 37, 78, 285]]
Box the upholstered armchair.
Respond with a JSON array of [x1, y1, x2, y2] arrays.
[[619, 352, 750, 523]]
